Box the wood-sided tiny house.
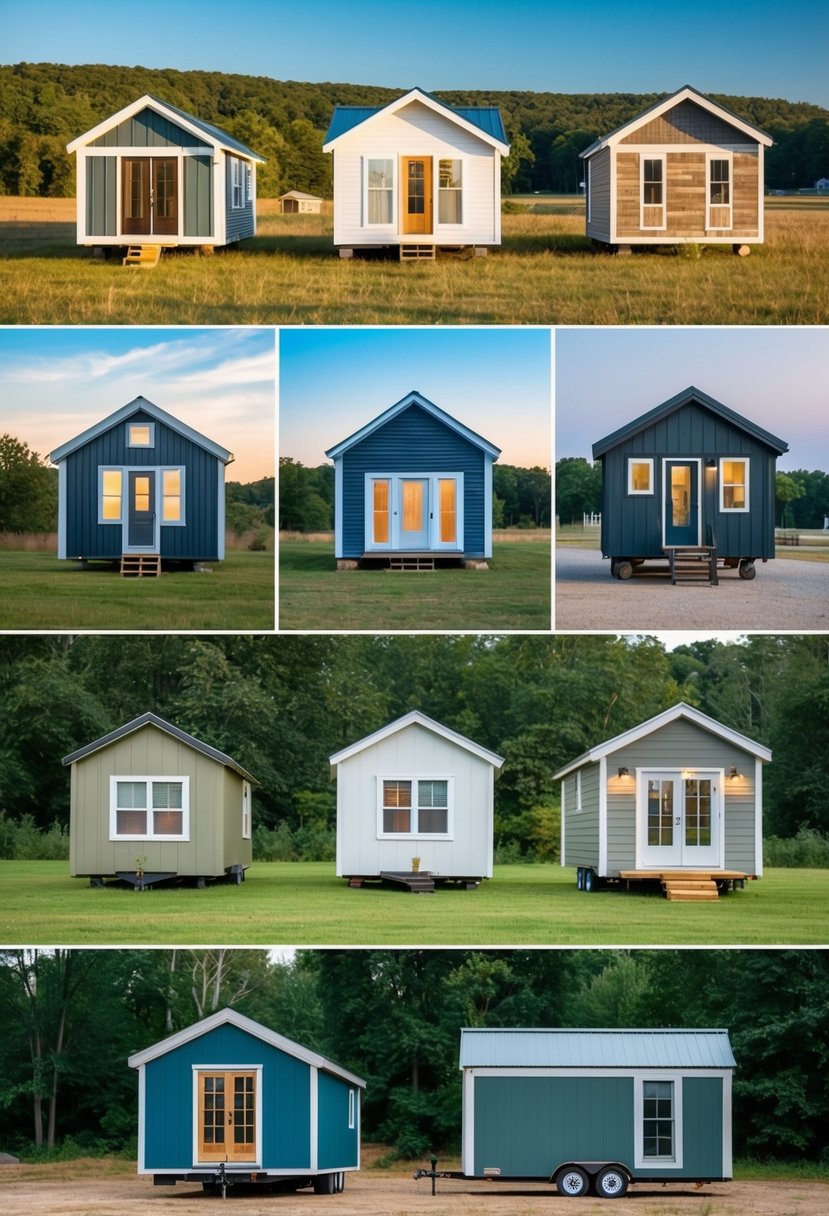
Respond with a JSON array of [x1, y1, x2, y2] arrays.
[[592, 386, 787, 583], [64, 712, 256, 888], [581, 85, 772, 253], [330, 710, 504, 891], [323, 87, 509, 258], [128, 1008, 365, 1194], [49, 396, 233, 572], [67, 94, 264, 251], [278, 190, 323, 214], [325, 390, 501, 570]]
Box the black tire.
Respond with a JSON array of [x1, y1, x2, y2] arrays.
[[556, 1165, 589, 1197], [576, 867, 584, 890], [335, 1171, 345, 1193], [313, 1173, 336, 1194], [616, 561, 633, 580], [738, 559, 756, 580], [595, 1166, 629, 1198], [584, 868, 595, 893], [610, 559, 620, 579]]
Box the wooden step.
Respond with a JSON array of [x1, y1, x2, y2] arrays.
[[663, 877, 720, 901], [122, 245, 164, 268], [399, 244, 436, 261], [120, 553, 161, 577], [665, 546, 718, 585], [380, 870, 436, 893], [388, 555, 436, 571]]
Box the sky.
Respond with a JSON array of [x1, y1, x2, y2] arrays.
[[0, 328, 275, 482], [555, 327, 829, 473], [4, 1, 829, 107], [279, 328, 551, 468]]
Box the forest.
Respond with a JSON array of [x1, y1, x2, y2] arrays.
[[1, 61, 827, 198], [1, 632, 828, 862], [0, 947, 827, 1164]]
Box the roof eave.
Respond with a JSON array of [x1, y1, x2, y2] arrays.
[[48, 396, 233, 466], [329, 709, 505, 771], [324, 391, 501, 461], [66, 93, 265, 161], [323, 87, 509, 154]]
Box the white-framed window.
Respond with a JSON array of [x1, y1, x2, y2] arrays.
[[575, 769, 582, 812], [231, 157, 244, 209], [633, 1075, 684, 1168], [366, 158, 394, 224], [161, 467, 185, 524], [348, 1089, 356, 1130], [707, 154, 732, 229], [438, 158, 462, 224], [99, 467, 123, 522], [128, 422, 155, 448], [719, 458, 749, 512], [241, 780, 252, 840], [245, 163, 253, 203], [641, 155, 666, 229], [109, 775, 190, 841], [627, 457, 654, 495], [377, 776, 453, 838]]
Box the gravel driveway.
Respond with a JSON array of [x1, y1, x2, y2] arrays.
[[555, 549, 829, 631]]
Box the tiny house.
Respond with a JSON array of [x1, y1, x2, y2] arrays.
[[329, 710, 504, 889], [67, 94, 264, 250], [64, 712, 256, 887], [592, 386, 788, 582], [456, 1027, 735, 1197], [49, 395, 233, 569], [553, 702, 771, 896], [323, 87, 509, 256], [581, 85, 772, 251], [278, 190, 323, 214], [128, 1007, 365, 1194], [325, 390, 501, 569]]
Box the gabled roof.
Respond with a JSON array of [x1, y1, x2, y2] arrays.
[[552, 702, 771, 781], [581, 84, 772, 158], [62, 712, 257, 783], [459, 1027, 736, 1070], [128, 1007, 366, 1087], [279, 189, 322, 201], [48, 396, 234, 465], [325, 390, 501, 461], [329, 710, 504, 773], [67, 93, 265, 162], [323, 86, 509, 154], [592, 386, 788, 460]]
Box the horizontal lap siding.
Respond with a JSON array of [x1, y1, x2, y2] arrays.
[[317, 1072, 359, 1169], [225, 154, 255, 242], [91, 109, 210, 149], [563, 765, 600, 867], [586, 147, 611, 240], [616, 146, 760, 239]]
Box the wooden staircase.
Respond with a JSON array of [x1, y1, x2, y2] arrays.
[[388, 555, 436, 571], [661, 874, 720, 901], [122, 245, 165, 268], [379, 870, 436, 893], [120, 553, 161, 577], [665, 545, 718, 585], [399, 244, 436, 261]]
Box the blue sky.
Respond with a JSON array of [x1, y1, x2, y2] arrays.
[[280, 328, 551, 468], [555, 327, 829, 473], [0, 328, 276, 481], [4, 1, 828, 106]]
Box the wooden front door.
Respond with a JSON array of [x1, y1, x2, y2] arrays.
[[123, 159, 151, 235], [664, 461, 699, 547], [401, 157, 433, 234], [122, 158, 178, 236], [152, 158, 178, 235], [127, 470, 156, 549], [197, 1071, 257, 1164]]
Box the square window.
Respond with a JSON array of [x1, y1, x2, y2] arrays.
[[128, 423, 154, 447], [628, 458, 654, 494]]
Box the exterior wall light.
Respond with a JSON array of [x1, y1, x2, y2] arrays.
[[728, 764, 740, 779], [617, 766, 630, 778]]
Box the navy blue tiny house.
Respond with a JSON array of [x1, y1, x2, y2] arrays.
[[49, 396, 233, 567], [129, 1008, 365, 1194], [592, 386, 787, 582], [325, 390, 501, 568]]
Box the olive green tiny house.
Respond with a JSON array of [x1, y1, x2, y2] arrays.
[[128, 1008, 365, 1194], [64, 713, 256, 887]]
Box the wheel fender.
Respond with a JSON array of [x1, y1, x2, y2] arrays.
[[552, 1161, 631, 1189]]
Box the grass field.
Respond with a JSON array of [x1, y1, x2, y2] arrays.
[[0, 549, 274, 630], [1, 197, 827, 325], [278, 534, 551, 630], [1, 861, 826, 946]]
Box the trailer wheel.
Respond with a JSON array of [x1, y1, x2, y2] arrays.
[[556, 1165, 589, 1197], [595, 1166, 629, 1198], [576, 867, 584, 890], [616, 561, 633, 580], [610, 559, 620, 579], [584, 868, 596, 893], [313, 1173, 336, 1194], [738, 559, 756, 580]]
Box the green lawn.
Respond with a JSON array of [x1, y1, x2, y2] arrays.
[[278, 539, 551, 630], [2, 862, 825, 946], [0, 549, 274, 630]]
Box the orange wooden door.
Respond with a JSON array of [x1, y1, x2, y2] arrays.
[[401, 157, 433, 234]]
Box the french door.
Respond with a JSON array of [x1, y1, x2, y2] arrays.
[[366, 474, 462, 552], [639, 770, 722, 868], [197, 1071, 258, 1164], [122, 158, 178, 236]]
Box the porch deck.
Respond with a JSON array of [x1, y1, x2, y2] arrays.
[[619, 870, 751, 901]]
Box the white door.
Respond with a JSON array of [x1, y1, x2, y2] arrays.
[[399, 478, 430, 548], [639, 771, 722, 869]]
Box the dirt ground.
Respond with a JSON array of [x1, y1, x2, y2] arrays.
[[0, 1167, 826, 1216]]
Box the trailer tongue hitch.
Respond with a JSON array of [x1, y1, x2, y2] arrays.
[[414, 1157, 462, 1196]]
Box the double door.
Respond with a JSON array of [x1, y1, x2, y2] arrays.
[[197, 1070, 258, 1164], [122, 157, 178, 236], [368, 474, 460, 552], [639, 770, 722, 868]]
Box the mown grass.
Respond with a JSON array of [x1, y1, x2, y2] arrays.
[[1, 861, 826, 946], [278, 537, 551, 630], [0, 549, 274, 630], [1, 198, 827, 324]]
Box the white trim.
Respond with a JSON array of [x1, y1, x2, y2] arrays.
[[310, 1067, 318, 1172], [758, 145, 766, 242], [580, 86, 773, 156], [574, 769, 582, 812], [136, 1064, 146, 1171], [348, 1088, 356, 1130], [635, 768, 724, 870], [98, 466, 124, 525], [128, 421, 155, 448], [586, 157, 592, 223], [57, 462, 67, 558], [627, 457, 654, 495], [483, 455, 494, 557], [363, 155, 396, 229], [333, 457, 344, 558], [462, 1066, 475, 1175], [719, 456, 750, 513], [363, 471, 465, 553], [634, 1074, 683, 1170], [191, 1064, 263, 1169], [109, 774, 190, 842], [323, 87, 510, 155], [754, 759, 764, 877], [662, 457, 702, 547], [241, 780, 252, 841], [559, 780, 566, 866], [640, 154, 666, 230], [50, 395, 232, 465], [67, 93, 265, 161], [436, 155, 465, 227], [376, 774, 455, 840], [618, 142, 756, 156], [329, 710, 504, 771], [217, 464, 225, 560], [706, 151, 733, 230], [598, 757, 608, 876]]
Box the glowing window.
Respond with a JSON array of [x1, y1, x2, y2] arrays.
[[101, 469, 122, 520], [720, 458, 749, 511], [128, 423, 154, 447]]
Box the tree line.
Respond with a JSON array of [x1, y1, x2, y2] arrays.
[[1, 61, 826, 198], [0, 947, 827, 1165]]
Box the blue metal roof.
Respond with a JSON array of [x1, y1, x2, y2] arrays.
[[460, 1029, 736, 1070], [324, 90, 507, 146]]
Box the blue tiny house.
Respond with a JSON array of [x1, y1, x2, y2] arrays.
[[325, 390, 501, 568], [129, 1008, 365, 1194], [592, 386, 788, 582], [49, 396, 233, 568], [67, 94, 264, 250]]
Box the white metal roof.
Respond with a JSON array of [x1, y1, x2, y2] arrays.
[[460, 1028, 736, 1070], [329, 709, 505, 773], [324, 390, 501, 462], [48, 395, 233, 466]]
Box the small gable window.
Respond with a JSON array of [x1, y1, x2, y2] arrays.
[[128, 423, 155, 448]]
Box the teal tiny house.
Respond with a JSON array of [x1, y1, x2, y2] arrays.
[[458, 1027, 735, 1198], [129, 1008, 365, 1194]]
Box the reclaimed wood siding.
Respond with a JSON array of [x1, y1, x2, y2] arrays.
[[563, 765, 600, 868], [616, 149, 759, 238], [85, 156, 117, 236], [585, 146, 611, 240]]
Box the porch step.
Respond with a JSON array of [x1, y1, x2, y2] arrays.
[[665, 546, 718, 585], [388, 555, 436, 571], [120, 553, 161, 577], [399, 243, 436, 261], [122, 245, 164, 268], [380, 870, 436, 893], [619, 870, 748, 900]]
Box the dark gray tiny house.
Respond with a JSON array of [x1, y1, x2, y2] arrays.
[[592, 386, 787, 582], [49, 396, 233, 566], [64, 712, 256, 887], [325, 390, 501, 569]]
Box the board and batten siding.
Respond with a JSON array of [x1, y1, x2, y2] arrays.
[[562, 764, 601, 868], [91, 108, 211, 150], [335, 722, 494, 878], [331, 102, 499, 246], [184, 154, 213, 238], [85, 156, 118, 236]]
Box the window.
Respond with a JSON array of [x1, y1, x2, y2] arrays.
[[372, 479, 390, 544], [641, 156, 665, 228], [709, 159, 730, 207], [242, 780, 252, 840], [100, 468, 123, 521], [379, 778, 451, 836], [128, 423, 155, 447], [575, 770, 582, 812], [231, 158, 244, 209], [162, 468, 183, 523], [439, 478, 457, 543], [647, 779, 674, 847], [245, 163, 253, 203], [720, 458, 749, 511], [438, 159, 462, 224], [642, 1080, 675, 1160], [367, 159, 393, 224], [628, 458, 654, 494], [348, 1089, 356, 1130], [110, 776, 189, 840]]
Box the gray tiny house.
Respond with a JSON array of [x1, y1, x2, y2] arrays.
[[128, 1007, 365, 1195], [553, 702, 771, 898], [325, 390, 501, 569], [64, 712, 256, 887], [455, 1027, 735, 1198], [592, 386, 788, 583], [67, 94, 264, 250]]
